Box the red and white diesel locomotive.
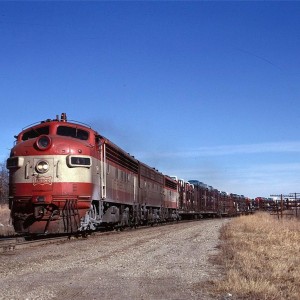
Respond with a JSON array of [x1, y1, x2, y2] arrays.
[[7, 113, 252, 235]]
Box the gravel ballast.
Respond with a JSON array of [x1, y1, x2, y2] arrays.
[[0, 218, 229, 299]]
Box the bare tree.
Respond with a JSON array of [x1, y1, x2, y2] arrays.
[[0, 161, 9, 204]]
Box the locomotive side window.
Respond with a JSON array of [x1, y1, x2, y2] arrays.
[[57, 126, 89, 140], [22, 126, 49, 141]]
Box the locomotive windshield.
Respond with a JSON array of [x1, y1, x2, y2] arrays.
[[57, 125, 89, 140], [22, 126, 50, 141]]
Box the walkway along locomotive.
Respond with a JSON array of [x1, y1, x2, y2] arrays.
[[7, 113, 252, 234]]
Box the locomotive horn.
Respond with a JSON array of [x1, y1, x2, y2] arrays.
[[61, 113, 67, 122]]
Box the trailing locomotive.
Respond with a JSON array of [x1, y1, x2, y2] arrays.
[[7, 113, 253, 235]]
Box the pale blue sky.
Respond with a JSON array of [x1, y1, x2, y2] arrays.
[[1, 1, 300, 198]]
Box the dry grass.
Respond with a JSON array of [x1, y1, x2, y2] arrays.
[[213, 212, 300, 299], [0, 204, 15, 236]]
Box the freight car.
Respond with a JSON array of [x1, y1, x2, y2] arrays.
[[7, 113, 251, 235]]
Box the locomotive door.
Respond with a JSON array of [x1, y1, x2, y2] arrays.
[[133, 176, 137, 203], [99, 141, 107, 199], [92, 155, 102, 201], [32, 158, 54, 192]]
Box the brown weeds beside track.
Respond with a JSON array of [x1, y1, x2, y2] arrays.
[[213, 212, 300, 300]]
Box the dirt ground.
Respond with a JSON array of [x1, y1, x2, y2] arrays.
[[0, 218, 229, 300]]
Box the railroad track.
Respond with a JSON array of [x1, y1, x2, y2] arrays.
[[0, 235, 72, 253], [0, 217, 223, 254]]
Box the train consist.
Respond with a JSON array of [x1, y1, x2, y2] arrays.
[[7, 113, 253, 235]]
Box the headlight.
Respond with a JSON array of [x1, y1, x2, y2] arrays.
[[36, 160, 50, 173], [36, 135, 51, 150]]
